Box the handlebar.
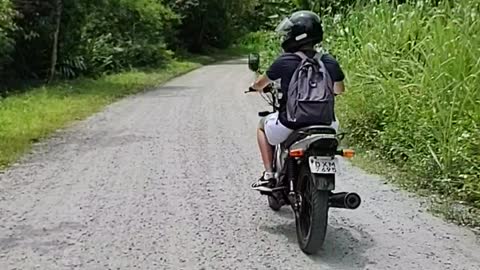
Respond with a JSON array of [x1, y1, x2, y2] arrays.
[[245, 84, 273, 94], [245, 83, 278, 115]]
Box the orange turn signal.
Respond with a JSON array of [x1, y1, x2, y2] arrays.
[[342, 149, 356, 158], [289, 149, 305, 157]]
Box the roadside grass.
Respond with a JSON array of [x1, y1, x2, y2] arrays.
[[331, 0, 479, 209], [0, 59, 204, 169], [235, 0, 479, 229], [349, 148, 480, 230]]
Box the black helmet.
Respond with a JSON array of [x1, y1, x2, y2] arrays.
[[276, 11, 324, 53]]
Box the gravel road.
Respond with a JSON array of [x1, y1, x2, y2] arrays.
[[1, 60, 479, 270]]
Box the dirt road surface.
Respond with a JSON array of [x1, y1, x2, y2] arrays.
[[1, 61, 479, 270]]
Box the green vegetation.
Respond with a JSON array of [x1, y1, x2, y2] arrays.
[[332, 0, 479, 209], [0, 0, 16, 71], [0, 0, 257, 89], [237, 0, 479, 223], [1, 0, 478, 225], [0, 60, 198, 168], [0, 0, 256, 168]]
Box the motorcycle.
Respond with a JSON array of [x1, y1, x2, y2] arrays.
[[246, 53, 362, 254]]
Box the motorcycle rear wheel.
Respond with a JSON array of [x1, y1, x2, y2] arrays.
[[295, 164, 329, 254]]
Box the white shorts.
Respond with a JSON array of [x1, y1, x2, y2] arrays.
[[261, 112, 339, 145]]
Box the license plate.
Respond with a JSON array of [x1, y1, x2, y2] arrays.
[[309, 157, 338, 174]]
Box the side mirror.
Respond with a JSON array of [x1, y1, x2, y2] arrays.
[[248, 53, 260, 72]]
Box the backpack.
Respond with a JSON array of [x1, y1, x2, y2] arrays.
[[286, 52, 335, 126]]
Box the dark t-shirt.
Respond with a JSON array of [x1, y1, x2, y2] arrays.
[[266, 50, 345, 129]]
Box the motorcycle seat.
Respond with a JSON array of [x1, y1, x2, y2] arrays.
[[283, 126, 337, 149]]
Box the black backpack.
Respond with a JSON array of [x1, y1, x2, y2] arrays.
[[286, 52, 335, 126]]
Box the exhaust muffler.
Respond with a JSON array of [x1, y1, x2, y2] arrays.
[[329, 192, 361, 209]]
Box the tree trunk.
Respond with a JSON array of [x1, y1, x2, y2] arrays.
[[48, 0, 62, 83]]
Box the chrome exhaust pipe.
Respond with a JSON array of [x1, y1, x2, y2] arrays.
[[329, 192, 361, 209]]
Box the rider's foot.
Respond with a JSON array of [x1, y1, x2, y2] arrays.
[[251, 172, 276, 192]]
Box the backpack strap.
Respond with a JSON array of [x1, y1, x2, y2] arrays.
[[313, 52, 326, 62], [313, 52, 334, 93], [295, 51, 326, 64], [294, 51, 308, 60]]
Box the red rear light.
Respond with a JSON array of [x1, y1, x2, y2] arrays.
[[289, 149, 305, 157]]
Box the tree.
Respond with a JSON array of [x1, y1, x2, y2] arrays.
[[0, 0, 16, 73], [170, 0, 258, 52], [48, 0, 61, 82]]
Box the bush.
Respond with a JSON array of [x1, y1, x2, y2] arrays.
[[60, 0, 178, 77], [0, 0, 178, 83], [329, 0, 480, 206]]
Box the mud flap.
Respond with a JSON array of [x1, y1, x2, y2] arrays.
[[311, 174, 335, 190]]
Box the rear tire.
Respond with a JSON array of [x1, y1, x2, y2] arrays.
[[295, 164, 329, 254]]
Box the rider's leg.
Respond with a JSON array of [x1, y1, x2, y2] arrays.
[[257, 128, 274, 173], [252, 113, 293, 190], [251, 117, 276, 190]]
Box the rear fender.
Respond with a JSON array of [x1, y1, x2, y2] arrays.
[[290, 135, 338, 191], [311, 174, 335, 190], [289, 134, 338, 151]]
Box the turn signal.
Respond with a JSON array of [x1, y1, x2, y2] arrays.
[[342, 149, 356, 158], [289, 149, 305, 157]]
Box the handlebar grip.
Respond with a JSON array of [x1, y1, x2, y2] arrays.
[[246, 84, 274, 94], [245, 87, 256, 93]]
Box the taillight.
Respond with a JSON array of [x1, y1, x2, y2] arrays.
[[289, 149, 305, 157]]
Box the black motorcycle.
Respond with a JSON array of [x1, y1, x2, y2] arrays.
[[247, 53, 361, 254]]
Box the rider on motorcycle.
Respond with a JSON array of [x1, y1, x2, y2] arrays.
[[250, 11, 346, 192]]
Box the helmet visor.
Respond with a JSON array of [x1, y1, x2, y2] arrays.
[[275, 17, 294, 35]]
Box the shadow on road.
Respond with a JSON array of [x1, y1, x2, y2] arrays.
[[259, 214, 374, 269], [206, 59, 248, 66], [0, 222, 85, 253]]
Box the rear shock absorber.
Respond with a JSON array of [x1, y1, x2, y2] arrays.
[[288, 158, 296, 190], [287, 158, 298, 209]]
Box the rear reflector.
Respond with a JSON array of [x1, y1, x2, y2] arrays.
[[342, 149, 355, 158]]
